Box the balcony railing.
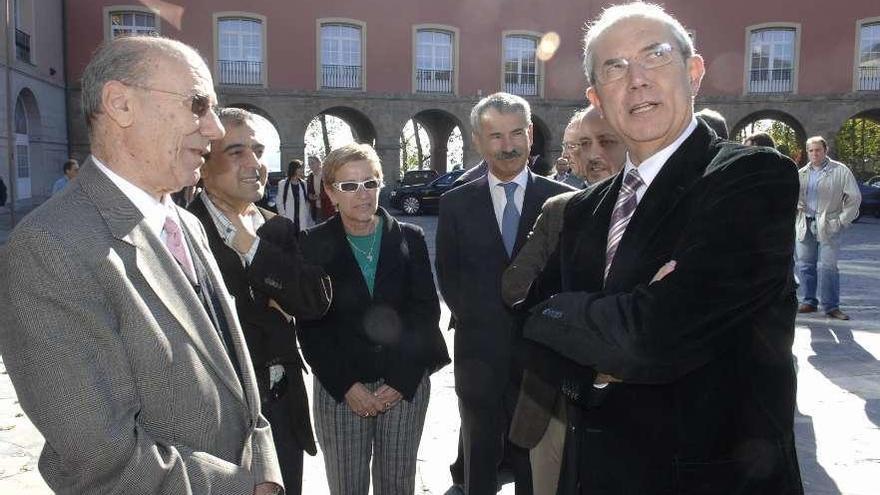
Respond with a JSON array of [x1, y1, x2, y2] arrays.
[[748, 68, 793, 93], [858, 66, 880, 91], [218, 60, 263, 86], [15, 29, 30, 63], [416, 69, 453, 94], [321, 64, 362, 89], [504, 72, 542, 96]]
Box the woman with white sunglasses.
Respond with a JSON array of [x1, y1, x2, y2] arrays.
[[297, 142, 450, 495]]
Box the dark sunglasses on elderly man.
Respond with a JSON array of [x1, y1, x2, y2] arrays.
[[127, 84, 218, 118], [332, 179, 383, 193]]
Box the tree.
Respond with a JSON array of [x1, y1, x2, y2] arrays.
[[836, 117, 880, 180]]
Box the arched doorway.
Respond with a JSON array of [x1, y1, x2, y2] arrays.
[[402, 109, 465, 174], [732, 110, 806, 164], [13, 90, 41, 200], [835, 109, 880, 180], [304, 106, 376, 161]]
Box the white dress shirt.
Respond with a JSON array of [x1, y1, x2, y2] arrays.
[[92, 156, 196, 273], [487, 166, 529, 233], [622, 117, 698, 204], [200, 193, 263, 266]]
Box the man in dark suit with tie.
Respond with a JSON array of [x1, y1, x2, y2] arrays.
[[436, 92, 574, 495], [524, 3, 803, 494], [189, 108, 332, 494], [0, 36, 285, 494]]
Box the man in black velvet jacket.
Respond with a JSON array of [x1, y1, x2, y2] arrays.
[[189, 108, 331, 494], [523, 4, 803, 494]]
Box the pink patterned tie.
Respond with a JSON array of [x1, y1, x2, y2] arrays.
[[604, 169, 644, 281], [163, 216, 195, 281]]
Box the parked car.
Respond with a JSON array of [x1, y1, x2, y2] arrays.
[[398, 169, 439, 187], [856, 179, 880, 222], [389, 169, 465, 215]]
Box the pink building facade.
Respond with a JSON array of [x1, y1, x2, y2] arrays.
[[64, 0, 880, 179]]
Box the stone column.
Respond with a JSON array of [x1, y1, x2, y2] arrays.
[[375, 140, 401, 184]]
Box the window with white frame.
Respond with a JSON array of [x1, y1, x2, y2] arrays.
[[218, 18, 263, 85], [748, 28, 795, 93], [109, 10, 157, 39], [321, 23, 362, 89], [416, 29, 453, 93], [504, 35, 539, 96], [858, 22, 880, 91]]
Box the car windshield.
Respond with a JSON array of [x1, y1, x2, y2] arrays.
[[432, 173, 459, 186]]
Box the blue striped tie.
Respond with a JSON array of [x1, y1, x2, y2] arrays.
[[605, 169, 644, 280], [500, 182, 520, 256]]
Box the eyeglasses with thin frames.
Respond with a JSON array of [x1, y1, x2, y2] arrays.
[[596, 42, 679, 84], [332, 179, 383, 193], [127, 84, 219, 118]]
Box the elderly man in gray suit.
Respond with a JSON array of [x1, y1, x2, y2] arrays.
[[0, 36, 283, 494]]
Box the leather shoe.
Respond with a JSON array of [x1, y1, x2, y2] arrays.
[[826, 309, 850, 320], [797, 304, 817, 314]]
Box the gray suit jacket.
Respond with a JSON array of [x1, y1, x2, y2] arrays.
[[0, 158, 281, 494]]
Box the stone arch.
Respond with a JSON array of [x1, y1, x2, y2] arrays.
[[731, 109, 807, 145], [411, 108, 466, 173], [835, 108, 880, 179], [530, 113, 552, 175], [731, 109, 807, 163], [15, 88, 41, 139], [318, 106, 377, 146]]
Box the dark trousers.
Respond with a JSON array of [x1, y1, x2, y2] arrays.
[[264, 392, 304, 495], [459, 380, 533, 495]]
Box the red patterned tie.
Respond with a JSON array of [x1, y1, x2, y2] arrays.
[[604, 169, 644, 281], [163, 216, 195, 281]]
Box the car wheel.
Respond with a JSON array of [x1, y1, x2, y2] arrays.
[[402, 196, 421, 215]]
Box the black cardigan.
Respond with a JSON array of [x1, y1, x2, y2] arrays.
[[298, 207, 450, 402]]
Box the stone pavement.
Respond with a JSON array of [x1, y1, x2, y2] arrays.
[[1, 210, 879, 494]]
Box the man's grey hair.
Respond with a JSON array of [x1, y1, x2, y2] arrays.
[[80, 36, 204, 133], [470, 92, 531, 134], [217, 107, 255, 129], [582, 2, 695, 86]]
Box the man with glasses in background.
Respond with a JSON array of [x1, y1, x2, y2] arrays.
[[0, 36, 284, 494]]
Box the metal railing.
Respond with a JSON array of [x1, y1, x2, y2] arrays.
[[321, 64, 362, 89], [504, 72, 542, 96], [416, 69, 453, 93], [218, 60, 263, 86], [858, 66, 880, 91], [15, 29, 30, 63], [748, 68, 793, 93]]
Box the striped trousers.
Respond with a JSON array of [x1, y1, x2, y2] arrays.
[[314, 375, 430, 495]]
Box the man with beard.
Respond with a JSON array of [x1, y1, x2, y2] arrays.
[[436, 92, 574, 495], [561, 106, 627, 189], [502, 104, 626, 495], [189, 108, 332, 494]]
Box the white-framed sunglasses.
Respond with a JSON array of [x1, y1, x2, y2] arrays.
[[332, 178, 383, 193]]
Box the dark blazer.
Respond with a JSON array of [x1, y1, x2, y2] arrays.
[[525, 121, 803, 494], [189, 195, 332, 455], [436, 170, 574, 405], [298, 207, 450, 403]]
